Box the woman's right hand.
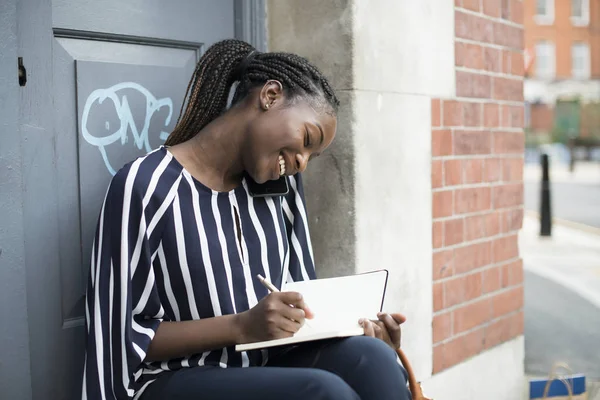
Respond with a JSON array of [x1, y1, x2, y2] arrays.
[[235, 292, 313, 344]]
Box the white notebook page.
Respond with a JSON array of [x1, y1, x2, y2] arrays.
[[235, 270, 388, 351], [284, 270, 388, 336]]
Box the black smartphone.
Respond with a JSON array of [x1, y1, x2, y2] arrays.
[[246, 175, 289, 197]]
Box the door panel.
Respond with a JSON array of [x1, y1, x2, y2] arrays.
[[24, 1, 239, 398], [55, 36, 197, 330], [76, 59, 192, 299], [52, 0, 234, 43]]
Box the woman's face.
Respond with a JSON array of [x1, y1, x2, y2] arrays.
[[242, 84, 337, 184]]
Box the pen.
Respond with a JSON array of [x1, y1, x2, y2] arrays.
[[257, 274, 312, 328], [257, 274, 279, 293]]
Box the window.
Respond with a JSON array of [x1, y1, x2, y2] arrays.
[[571, 0, 589, 26], [535, 0, 554, 24], [572, 42, 590, 79], [572, 0, 583, 16], [536, 0, 547, 15], [535, 41, 555, 79]]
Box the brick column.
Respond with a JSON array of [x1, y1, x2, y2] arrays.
[[431, 0, 525, 375]]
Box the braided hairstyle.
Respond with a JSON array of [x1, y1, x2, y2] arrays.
[[165, 39, 340, 146]]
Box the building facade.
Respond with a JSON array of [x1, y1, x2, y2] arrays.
[[1, 0, 525, 398], [524, 0, 600, 137]]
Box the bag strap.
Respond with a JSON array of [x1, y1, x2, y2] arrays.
[[542, 377, 573, 400], [396, 348, 432, 400], [542, 362, 575, 400]]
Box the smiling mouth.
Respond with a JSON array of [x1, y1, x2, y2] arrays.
[[278, 154, 286, 176]]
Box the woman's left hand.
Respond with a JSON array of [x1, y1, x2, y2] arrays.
[[359, 313, 406, 350]]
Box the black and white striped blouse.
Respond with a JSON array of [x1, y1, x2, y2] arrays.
[[82, 146, 316, 400]]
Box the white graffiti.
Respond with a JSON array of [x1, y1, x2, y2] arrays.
[[81, 82, 173, 175]]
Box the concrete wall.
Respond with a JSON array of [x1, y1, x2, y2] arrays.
[[268, 0, 357, 279], [268, 0, 454, 380]]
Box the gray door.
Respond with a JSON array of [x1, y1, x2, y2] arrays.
[[11, 1, 265, 398]]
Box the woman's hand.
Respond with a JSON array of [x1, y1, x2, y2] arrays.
[[359, 313, 406, 350], [235, 292, 314, 344]]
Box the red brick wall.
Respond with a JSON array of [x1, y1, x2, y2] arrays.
[[580, 102, 600, 137], [529, 103, 554, 132], [431, 0, 525, 374]]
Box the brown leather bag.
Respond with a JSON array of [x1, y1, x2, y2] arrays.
[[396, 348, 432, 400]]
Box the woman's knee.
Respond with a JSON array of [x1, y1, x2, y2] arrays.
[[335, 336, 411, 400], [343, 336, 399, 365], [302, 369, 360, 400], [338, 336, 409, 384]]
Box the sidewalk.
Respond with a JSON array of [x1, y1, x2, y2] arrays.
[[520, 215, 600, 309], [520, 215, 600, 399], [524, 161, 600, 185]]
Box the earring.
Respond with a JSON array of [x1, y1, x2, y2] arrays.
[[265, 103, 270, 110]]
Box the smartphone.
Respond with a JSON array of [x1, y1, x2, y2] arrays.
[[246, 175, 289, 197]]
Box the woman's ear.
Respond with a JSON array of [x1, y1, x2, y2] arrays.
[[260, 80, 283, 110]]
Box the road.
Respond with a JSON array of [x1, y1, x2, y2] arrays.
[[524, 181, 600, 228], [524, 271, 600, 379], [522, 174, 600, 397]]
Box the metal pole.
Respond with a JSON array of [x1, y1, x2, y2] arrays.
[[540, 153, 552, 236], [568, 138, 575, 173]]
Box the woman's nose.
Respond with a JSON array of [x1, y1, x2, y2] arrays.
[[295, 153, 308, 173]]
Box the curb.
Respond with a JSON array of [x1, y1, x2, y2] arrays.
[[524, 210, 600, 236]]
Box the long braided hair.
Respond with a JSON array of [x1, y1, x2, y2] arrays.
[[164, 39, 340, 146]]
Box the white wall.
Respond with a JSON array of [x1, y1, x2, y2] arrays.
[[352, 0, 455, 97], [422, 337, 526, 400], [352, 0, 454, 379]]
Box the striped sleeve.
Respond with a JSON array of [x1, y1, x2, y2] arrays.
[[83, 161, 165, 400], [282, 173, 317, 282]]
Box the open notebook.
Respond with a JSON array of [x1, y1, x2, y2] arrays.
[[235, 270, 388, 352]]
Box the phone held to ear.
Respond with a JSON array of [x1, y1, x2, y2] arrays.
[[246, 176, 289, 197]]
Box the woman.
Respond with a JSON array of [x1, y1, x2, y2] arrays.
[[83, 39, 410, 400]]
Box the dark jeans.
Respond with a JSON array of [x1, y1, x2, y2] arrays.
[[141, 336, 411, 400]]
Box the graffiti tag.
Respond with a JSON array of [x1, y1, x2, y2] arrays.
[[81, 82, 173, 175]]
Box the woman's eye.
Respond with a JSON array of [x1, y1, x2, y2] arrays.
[[304, 131, 310, 147]]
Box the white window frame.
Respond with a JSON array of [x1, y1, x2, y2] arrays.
[[571, 0, 590, 26], [571, 42, 591, 79], [535, 0, 555, 25], [535, 41, 556, 80]]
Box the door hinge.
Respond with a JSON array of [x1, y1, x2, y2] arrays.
[[18, 57, 27, 87]]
